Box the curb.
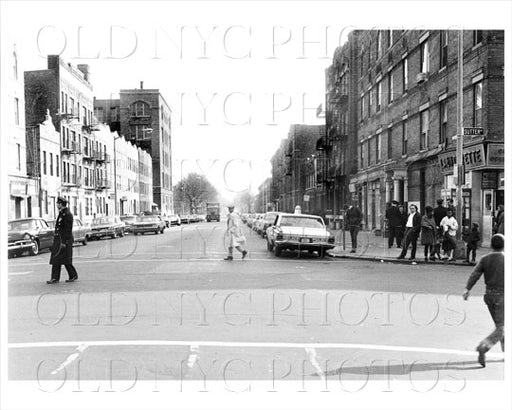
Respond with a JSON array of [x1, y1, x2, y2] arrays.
[[326, 252, 473, 267]]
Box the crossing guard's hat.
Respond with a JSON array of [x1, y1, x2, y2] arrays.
[[57, 196, 68, 205]]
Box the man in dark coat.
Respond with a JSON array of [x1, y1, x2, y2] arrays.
[[385, 200, 403, 248], [47, 196, 78, 284], [346, 203, 363, 253], [397, 204, 422, 260], [433, 199, 447, 227]]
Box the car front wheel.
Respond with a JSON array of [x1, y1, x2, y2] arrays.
[[28, 239, 39, 256]]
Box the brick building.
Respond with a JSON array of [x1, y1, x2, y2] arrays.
[[95, 83, 173, 214], [350, 30, 504, 242]]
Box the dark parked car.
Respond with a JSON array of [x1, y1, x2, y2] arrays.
[[47, 218, 91, 245], [132, 215, 166, 235], [89, 216, 125, 240], [120, 215, 137, 233], [259, 212, 280, 237], [8, 218, 54, 257]]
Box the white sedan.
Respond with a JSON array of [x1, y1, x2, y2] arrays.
[[266, 213, 335, 257]]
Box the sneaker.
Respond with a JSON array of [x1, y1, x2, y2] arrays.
[[224, 256, 233, 261], [242, 250, 248, 260], [477, 345, 487, 368]]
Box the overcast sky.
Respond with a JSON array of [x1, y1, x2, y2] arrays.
[[2, 0, 510, 201]]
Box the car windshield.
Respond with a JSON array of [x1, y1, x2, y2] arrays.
[[279, 216, 324, 229], [92, 217, 114, 225], [8, 220, 36, 231], [46, 221, 56, 228], [136, 216, 158, 222], [121, 216, 136, 222]]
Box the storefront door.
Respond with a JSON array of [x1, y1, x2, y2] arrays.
[[482, 189, 494, 244]]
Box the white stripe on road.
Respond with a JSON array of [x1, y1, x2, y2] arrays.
[[305, 348, 325, 382], [8, 271, 33, 276], [186, 344, 200, 369], [8, 340, 502, 358], [50, 344, 88, 375]]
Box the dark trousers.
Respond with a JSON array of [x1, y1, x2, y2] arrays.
[[388, 226, 402, 248], [51, 264, 78, 281], [480, 293, 504, 352], [467, 245, 477, 262], [349, 226, 359, 249], [399, 228, 419, 259], [424, 245, 434, 258]]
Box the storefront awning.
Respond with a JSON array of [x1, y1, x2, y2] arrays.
[[405, 146, 444, 164]]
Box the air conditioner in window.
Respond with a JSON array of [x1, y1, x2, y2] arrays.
[[416, 72, 428, 84]]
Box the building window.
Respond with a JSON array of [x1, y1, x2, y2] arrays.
[[360, 53, 364, 77], [83, 107, 87, 125], [368, 89, 372, 116], [473, 81, 483, 127], [440, 31, 448, 69], [439, 100, 448, 145], [367, 139, 372, 165], [132, 124, 151, 140], [420, 109, 429, 150], [131, 101, 150, 116], [70, 97, 75, 115], [49, 153, 53, 176], [473, 30, 483, 46], [420, 40, 430, 73], [14, 97, 19, 125], [387, 127, 393, 159], [402, 57, 408, 93], [360, 96, 365, 119], [375, 134, 381, 163], [56, 155, 59, 176], [42, 151, 47, 175], [13, 51, 18, 80], [16, 143, 21, 170], [376, 81, 382, 111], [402, 120, 408, 156], [387, 30, 392, 48], [360, 143, 364, 168], [377, 31, 382, 59], [388, 72, 394, 103]]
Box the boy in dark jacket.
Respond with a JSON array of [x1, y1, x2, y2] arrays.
[[466, 222, 481, 265]]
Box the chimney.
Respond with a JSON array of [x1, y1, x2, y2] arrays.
[[77, 64, 90, 82], [47, 55, 60, 70], [140, 81, 144, 89]]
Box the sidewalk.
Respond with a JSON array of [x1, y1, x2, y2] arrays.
[[326, 229, 490, 267]]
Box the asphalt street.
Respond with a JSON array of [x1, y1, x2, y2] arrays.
[[7, 221, 504, 391]]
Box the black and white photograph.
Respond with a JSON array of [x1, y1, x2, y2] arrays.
[[1, 1, 510, 409]]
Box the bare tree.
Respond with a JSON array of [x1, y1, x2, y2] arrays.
[[173, 173, 218, 214]]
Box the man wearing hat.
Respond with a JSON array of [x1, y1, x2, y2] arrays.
[[385, 200, 403, 248], [225, 205, 247, 260], [47, 196, 78, 284]]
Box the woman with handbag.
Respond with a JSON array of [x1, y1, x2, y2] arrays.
[[420, 206, 437, 261], [224, 205, 248, 260]]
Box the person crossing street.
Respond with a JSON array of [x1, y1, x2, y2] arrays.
[[224, 205, 248, 260]]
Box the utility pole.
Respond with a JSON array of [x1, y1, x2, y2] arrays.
[[455, 30, 465, 240]]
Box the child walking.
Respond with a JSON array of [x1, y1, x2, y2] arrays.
[[466, 222, 481, 265]]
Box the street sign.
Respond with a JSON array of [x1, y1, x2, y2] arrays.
[[463, 127, 484, 136]]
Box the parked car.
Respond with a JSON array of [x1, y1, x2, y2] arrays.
[[132, 215, 166, 235], [8, 218, 54, 257], [47, 218, 91, 245], [259, 212, 280, 237], [266, 213, 335, 257], [169, 215, 181, 226], [252, 214, 264, 232], [120, 215, 137, 233], [89, 216, 125, 240], [180, 215, 190, 224]]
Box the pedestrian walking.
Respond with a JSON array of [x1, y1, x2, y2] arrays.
[[462, 234, 505, 367], [47, 196, 78, 284], [397, 204, 421, 260], [465, 222, 481, 265], [440, 208, 458, 261], [224, 205, 247, 260], [493, 204, 504, 235], [397, 204, 407, 248], [420, 206, 437, 261], [346, 202, 363, 253], [385, 200, 403, 248]]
